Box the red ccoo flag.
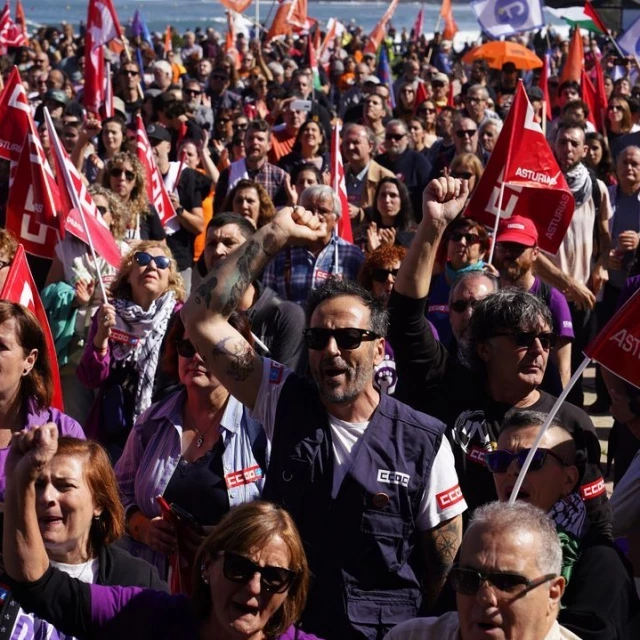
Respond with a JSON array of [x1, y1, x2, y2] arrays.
[[330, 124, 353, 243], [364, 0, 400, 54], [412, 7, 424, 43], [0, 245, 64, 410], [135, 115, 177, 229], [0, 66, 32, 162], [465, 81, 575, 255], [584, 287, 640, 389]]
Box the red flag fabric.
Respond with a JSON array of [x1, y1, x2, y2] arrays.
[[289, 0, 309, 31], [0, 245, 64, 410], [413, 81, 428, 114], [266, 1, 293, 41], [164, 25, 172, 54], [465, 81, 575, 255], [45, 110, 122, 269], [364, 0, 400, 54], [331, 125, 353, 243], [584, 1, 608, 34], [15, 0, 27, 38], [581, 68, 599, 131], [584, 288, 640, 388], [412, 7, 424, 43], [0, 66, 31, 162], [592, 57, 608, 134], [440, 0, 458, 41], [560, 28, 583, 84], [219, 0, 253, 13], [134, 115, 178, 229], [539, 53, 552, 122], [0, 1, 26, 50]]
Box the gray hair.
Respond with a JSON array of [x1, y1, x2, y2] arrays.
[[300, 185, 342, 219], [617, 145, 640, 164], [343, 123, 376, 148], [268, 61, 284, 77], [467, 84, 489, 101], [466, 288, 553, 372], [467, 501, 563, 576], [478, 118, 503, 136], [386, 119, 409, 135], [448, 271, 499, 308], [153, 60, 172, 77]]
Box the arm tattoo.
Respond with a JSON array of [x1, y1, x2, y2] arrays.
[[194, 276, 218, 308], [212, 337, 256, 382], [220, 240, 264, 317]]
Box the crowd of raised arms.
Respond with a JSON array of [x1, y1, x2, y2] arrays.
[[0, 12, 640, 640]]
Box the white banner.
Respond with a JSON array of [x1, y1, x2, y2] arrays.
[[471, 0, 544, 39]]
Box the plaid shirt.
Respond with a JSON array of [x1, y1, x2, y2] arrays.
[[262, 235, 365, 305]]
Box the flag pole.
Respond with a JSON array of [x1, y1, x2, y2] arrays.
[[542, 100, 547, 134], [488, 182, 506, 265], [44, 109, 109, 305], [508, 356, 591, 504]]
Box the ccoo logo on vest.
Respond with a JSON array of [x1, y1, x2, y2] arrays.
[[377, 469, 410, 487], [495, 0, 529, 28]]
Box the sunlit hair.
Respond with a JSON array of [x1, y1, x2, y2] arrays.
[[607, 97, 632, 133], [192, 502, 310, 636], [102, 151, 150, 220], [108, 240, 186, 302], [54, 438, 125, 552], [222, 179, 276, 228], [87, 184, 127, 241], [358, 245, 406, 291], [0, 301, 52, 409], [0, 228, 18, 262], [291, 118, 327, 155], [449, 153, 484, 188]]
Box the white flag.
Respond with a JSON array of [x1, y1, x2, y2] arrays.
[[618, 14, 640, 57], [471, 0, 544, 39]]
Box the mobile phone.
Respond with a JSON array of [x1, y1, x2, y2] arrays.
[[170, 503, 203, 533], [291, 99, 312, 112]]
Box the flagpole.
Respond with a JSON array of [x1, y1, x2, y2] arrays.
[[542, 100, 547, 135], [508, 356, 591, 504], [488, 182, 506, 265]]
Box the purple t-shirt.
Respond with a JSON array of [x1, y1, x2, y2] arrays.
[[0, 401, 85, 501], [529, 277, 575, 340]]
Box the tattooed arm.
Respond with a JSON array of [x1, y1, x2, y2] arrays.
[[182, 206, 326, 409], [420, 514, 463, 611]]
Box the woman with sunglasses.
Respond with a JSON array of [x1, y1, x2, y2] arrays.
[[415, 100, 439, 149], [606, 97, 636, 148], [43, 185, 130, 423], [448, 153, 484, 196], [77, 241, 185, 463], [394, 82, 417, 121], [102, 152, 166, 243], [115, 313, 269, 586], [4, 427, 321, 640], [488, 410, 639, 639], [426, 217, 491, 350]]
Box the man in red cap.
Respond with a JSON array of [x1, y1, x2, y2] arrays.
[[493, 215, 575, 389]]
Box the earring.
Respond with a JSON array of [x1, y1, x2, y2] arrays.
[[201, 561, 209, 584]]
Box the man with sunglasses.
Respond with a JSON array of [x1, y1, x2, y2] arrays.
[[182, 78, 213, 132], [462, 85, 500, 128], [385, 501, 580, 640], [388, 177, 611, 538], [376, 120, 432, 221], [183, 204, 466, 639]]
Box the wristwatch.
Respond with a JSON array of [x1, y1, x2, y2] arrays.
[[176, 206, 184, 216]]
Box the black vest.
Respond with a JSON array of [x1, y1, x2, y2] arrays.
[[264, 375, 445, 640]]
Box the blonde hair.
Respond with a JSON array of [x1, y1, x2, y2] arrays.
[[102, 151, 151, 221], [87, 184, 127, 241]]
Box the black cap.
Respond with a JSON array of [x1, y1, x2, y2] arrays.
[[527, 87, 544, 101], [44, 89, 69, 106], [146, 123, 172, 143]]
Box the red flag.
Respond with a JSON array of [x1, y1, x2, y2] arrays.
[[584, 1, 608, 34], [0, 1, 26, 51], [364, 0, 400, 54], [581, 68, 599, 130], [465, 81, 575, 255], [560, 28, 583, 84], [45, 109, 122, 269], [584, 288, 640, 388], [15, 0, 27, 38], [331, 125, 353, 243], [440, 0, 458, 41], [412, 7, 424, 43], [164, 25, 172, 54], [0, 245, 64, 410], [539, 53, 552, 122], [289, 0, 309, 31], [413, 81, 428, 115], [219, 0, 253, 12], [0, 66, 31, 162], [134, 115, 178, 229], [592, 57, 608, 134], [266, 1, 293, 41]]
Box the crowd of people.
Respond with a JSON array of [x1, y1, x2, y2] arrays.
[[0, 13, 640, 640]]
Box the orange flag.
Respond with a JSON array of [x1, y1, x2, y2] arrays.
[[440, 0, 458, 40], [164, 25, 172, 54], [364, 0, 400, 54], [266, 0, 293, 41], [560, 28, 583, 84], [15, 0, 27, 40]]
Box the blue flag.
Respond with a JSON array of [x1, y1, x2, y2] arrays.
[[136, 48, 146, 91], [377, 46, 396, 109], [471, 0, 544, 39], [618, 14, 640, 57], [131, 10, 152, 45]]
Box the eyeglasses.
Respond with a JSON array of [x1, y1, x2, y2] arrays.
[[133, 251, 171, 270], [110, 167, 135, 182], [484, 447, 569, 474], [217, 118, 231, 125], [221, 551, 297, 594], [372, 268, 399, 283], [449, 565, 557, 596], [175, 339, 197, 358], [418, 107, 436, 114], [121, 69, 139, 77], [184, 88, 202, 96], [96, 205, 109, 216], [490, 331, 558, 351], [450, 231, 480, 244], [233, 122, 248, 131], [608, 105, 623, 112], [303, 327, 381, 350], [385, 132, 406, 141], [451, 171, 473, 180], [456, 129, 477, 139], [449, 299, 479, 314]]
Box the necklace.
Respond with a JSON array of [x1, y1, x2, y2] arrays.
[[193, 422, 217, 448], [184, 403, 226, 449]]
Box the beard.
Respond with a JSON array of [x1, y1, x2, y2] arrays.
[[499, 261, 528, 282], [312, 350, 374, 406]]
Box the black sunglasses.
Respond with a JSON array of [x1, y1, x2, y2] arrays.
[[110, 167, 135, 182], [385, 132, 405, 141], [451, 171, 473, 180], [184, 88, 202, 96], [450, 231, 480, 244], [449, 299, 479, 314], [175, 339, 196, 358], [134, 251, 171, 270], [372, 268, 399, 283], [490, 331, 558, 350], [222, 551, 297, 594], [121, 69, 139, 77], [303, 327, 381, 350], [456, 129, 477, 139], [418, 107, 436, 114], [96, 205, 108, 216], [484, 447, 569, 474], [449, 565, 557, 596]]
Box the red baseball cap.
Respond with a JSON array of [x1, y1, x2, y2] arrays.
[[496, 215, 538, 247]]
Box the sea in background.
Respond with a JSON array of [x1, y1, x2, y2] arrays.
[[26, 1, 570, 50]]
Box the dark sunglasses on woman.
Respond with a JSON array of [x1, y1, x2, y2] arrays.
[[110, 167, 135, 182], [484, 447, 569, 474], [449, 231, 480, 244], [372, 268, 399, 283], [221, 551, 297, 593], [303, 328, 380, 350], [134, 251, 171, 270], [175, 339, 197, 358]]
